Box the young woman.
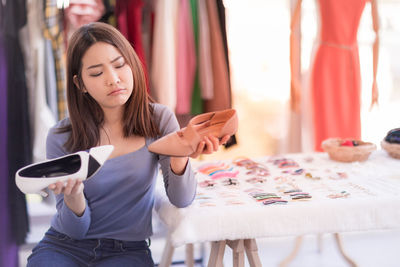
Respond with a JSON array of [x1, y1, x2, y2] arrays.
[[27, 22, 230, 267]]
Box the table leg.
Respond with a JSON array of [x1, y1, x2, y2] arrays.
[[334, 233, 357, 267], [317, 233, 323, 253], [208, 240, 226, 267], [227, 239, 245, 267], [159, 237, 174, 267], [279, 236, 303, 267], [185, 243, 195, 267], [244, 239, 262, 267]]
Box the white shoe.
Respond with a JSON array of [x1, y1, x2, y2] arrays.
[[15, 145, 114, 195]]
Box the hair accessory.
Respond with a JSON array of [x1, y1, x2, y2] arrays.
[[256, 197, 282, 202], [269, 157, 299, 168], [292, 168, 304, 175], [222, 178, 239, 186], [249, 192, 276, 197], [198, 162, 230, 174], [233, 157, 257, 167], [233, 157, 270, 176], [209, 167, 233, 176], [305, 172, 321, 180], [327, 191, 350, 199], [291, 195, 312, 200], [285, 190, 312, 200], [263, 199, 288, 205], [250, 193, 280, 201], [246, 169, 269, 176], [211, 170, 239, 180], [283, 189, 302, 194], [278, 161, 299, 168], [198, 162, 239, 180], [289, 192, 310, 197], [246, 177, 267, 184], [253, 194, 279, 200], [199, 180, 216, 188]]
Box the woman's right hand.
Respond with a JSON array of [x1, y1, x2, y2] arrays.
[[48, 178, 84, 196], [48, 179, 86, 217]]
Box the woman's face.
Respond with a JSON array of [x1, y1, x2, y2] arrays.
[[79, 42, 134, 111]]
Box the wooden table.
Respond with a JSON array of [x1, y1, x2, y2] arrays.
[[154, 151, 400, 266]]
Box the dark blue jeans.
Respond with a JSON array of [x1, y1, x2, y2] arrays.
[[27, 228, 154, 267]]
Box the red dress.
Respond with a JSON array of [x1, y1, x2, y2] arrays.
[[311, 0, 367, 151]]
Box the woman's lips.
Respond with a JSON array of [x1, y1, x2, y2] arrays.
[[108, 88, 126, 96]]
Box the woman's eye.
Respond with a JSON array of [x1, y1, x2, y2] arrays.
[[115, 62, 125, 69], [90, 72, 102, 77]]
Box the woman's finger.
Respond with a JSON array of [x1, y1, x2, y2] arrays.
[[53, 181, 64, 195], [220, 135, 231, 145], [190, 141, 205, 158], [203, 136, 214, 154], [71, 180, 84, 195], [48, 183, 56, 191], [63, 179, 75, 195], [209, 135, 220, 151]]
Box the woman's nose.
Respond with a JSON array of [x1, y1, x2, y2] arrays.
[[105, 69, 120, 86]]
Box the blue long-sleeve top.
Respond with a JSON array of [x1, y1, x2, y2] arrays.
[[46, 103, 196, 241]]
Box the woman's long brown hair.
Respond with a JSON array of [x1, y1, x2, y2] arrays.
[[60, 22, 159, 152]]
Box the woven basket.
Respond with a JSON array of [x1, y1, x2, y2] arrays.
[[381, 140, 400, 159], [321, 138, 376, 162]]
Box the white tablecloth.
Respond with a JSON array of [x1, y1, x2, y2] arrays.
[[154, 150, 400, 247]]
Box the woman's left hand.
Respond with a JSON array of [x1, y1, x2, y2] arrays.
[[190, 134, 231, 158]]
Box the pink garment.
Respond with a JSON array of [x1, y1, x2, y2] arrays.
[[311, 0, 367, 151], [64, 0, 105, 43], [175, 0, 196, 114], [64, 0, 105, 29]]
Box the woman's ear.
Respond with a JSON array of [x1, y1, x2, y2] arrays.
[[73, 75, 87, 93]]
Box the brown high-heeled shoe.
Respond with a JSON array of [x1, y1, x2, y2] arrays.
[[148, 109, 238, 157]]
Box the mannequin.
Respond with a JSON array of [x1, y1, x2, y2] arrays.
[[290, 0, 379, 151], [284, 2, 380, 265]]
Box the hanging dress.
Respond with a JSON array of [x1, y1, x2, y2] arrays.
[[311, 0, 367, 151]]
